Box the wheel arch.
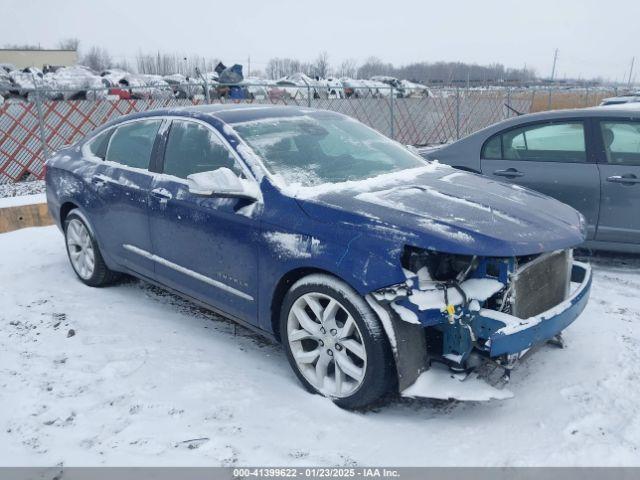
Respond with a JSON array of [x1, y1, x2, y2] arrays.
[[270, 267, 353, 342], [60, 201, 79, 226], [60, 202, 99, 241]]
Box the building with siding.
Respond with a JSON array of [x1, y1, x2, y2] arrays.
[[0, 49, 77, 70]]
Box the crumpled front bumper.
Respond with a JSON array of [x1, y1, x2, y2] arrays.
[[389, 261, 592, 359], [373, 260, 592, 400], [482, 262, 592, 357]]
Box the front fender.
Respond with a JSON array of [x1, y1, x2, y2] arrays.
[[257, 226, 407, 333]]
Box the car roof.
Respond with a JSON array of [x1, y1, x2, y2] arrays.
[[114, 104, 319, 126], [507, 105, 640, 121], [463, 105, 640, 139]]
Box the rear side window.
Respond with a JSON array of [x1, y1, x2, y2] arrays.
[[482, 122, 586, 163], [86, 129, 113, 160], [106, 120, 162, 169], [481, 135, 502, 159], [163, 120, 245, 179], [600, 121, 640, 166]]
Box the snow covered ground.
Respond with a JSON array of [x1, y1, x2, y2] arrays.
[[1, 225, 639, 467], [0, 180, 46, 199]]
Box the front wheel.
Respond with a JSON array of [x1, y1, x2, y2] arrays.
[[280, 274, 395, 409]]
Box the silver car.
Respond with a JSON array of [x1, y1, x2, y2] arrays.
[[420, 106, 640, 253]]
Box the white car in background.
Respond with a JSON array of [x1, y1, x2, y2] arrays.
[[400, 79, 431, 98], [8, 67, 43, 97], [44, 66, 107, 100], [600, 93, 640, 106], [276, 73, 318, 99]]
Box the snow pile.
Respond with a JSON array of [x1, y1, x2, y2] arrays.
[[0, 180, 46, 198], [45, 66, 107, 100], [0, 192, 46, 208]]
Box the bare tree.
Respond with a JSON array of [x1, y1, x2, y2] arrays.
[[312, 51, 330, 79], [336, 58, 358, 78], [57, 38, 80, 51], [357, 57, 394, 79], [135, 51, 220, 76], [266, 57, 303, 79], [80, 46, 112, 71], [2, 43, 41, 50], [356, 57, 536, 84]]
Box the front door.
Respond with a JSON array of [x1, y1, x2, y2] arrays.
[[480, 120, 600, 239], [148, 119, 260, 323], [594, 119, 640, 244]]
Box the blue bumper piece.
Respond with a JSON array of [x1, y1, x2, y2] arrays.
[[485, 262, 592, 357]]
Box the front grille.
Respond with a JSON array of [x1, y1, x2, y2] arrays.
[[511, 250, 572, 319]]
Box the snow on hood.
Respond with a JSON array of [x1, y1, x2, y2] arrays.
[[293, 166, 585, 257]]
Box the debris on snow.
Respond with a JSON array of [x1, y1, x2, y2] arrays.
[[402, 363, 513, 401]]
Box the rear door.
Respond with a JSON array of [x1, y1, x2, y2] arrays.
[[594, 119, 640, 244], [90, 118, 163, 278], [480, 120, 600, 239]]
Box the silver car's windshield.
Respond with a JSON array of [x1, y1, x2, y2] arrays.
[[232, 113, 425, 187]]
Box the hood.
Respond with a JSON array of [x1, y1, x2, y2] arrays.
[[293, 166, 585, 257]]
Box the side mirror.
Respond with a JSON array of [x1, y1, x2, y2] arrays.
[[187, 168, 260, 202]]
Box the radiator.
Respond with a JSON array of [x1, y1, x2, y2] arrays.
[[511, 249, 572, 319]]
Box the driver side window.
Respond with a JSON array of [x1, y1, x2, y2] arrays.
[[163, 120, 245, 179]]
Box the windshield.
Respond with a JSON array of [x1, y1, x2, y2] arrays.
[[232, 113, 425, 187]]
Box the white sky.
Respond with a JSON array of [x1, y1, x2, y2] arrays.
[[3, 0, 638, 81]]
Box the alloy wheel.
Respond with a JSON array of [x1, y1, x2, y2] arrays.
[[66, 218, 96, 280], [287, 292, 367, 398]]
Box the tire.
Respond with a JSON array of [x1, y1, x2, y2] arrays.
[[280, 273, 395, 409], [64, 210, 120, 287]]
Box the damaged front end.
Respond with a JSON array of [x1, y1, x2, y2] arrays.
[[367, 247, 592, 400]]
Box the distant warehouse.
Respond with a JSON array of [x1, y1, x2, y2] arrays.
[[0, 49, 77, 70]]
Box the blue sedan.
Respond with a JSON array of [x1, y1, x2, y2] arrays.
[[46, 105, 591, 408]]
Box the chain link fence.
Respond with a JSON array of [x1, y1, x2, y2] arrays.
[[0, 84, 618, 183]]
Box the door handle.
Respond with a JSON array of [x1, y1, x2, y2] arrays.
[[493, 168, 524, 178], [91, 174, 111, 186], [150, 188, 173, 200], [606, 174, 640, 185]]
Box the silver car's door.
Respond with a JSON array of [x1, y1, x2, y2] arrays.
[[480, 120, 600, 239], [594, 119, 640, 244]]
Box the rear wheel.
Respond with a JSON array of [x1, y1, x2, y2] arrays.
[[280, 274, 395, 409], [64, 211, 120, 287]]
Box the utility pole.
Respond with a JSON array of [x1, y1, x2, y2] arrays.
[[627, 57, 635, 89], [247, 55, 251, 78], [550, 48, 559, 81]]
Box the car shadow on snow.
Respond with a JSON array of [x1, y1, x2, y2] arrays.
[[114, 275, 468, 415], [575, 249, 640, 271]]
